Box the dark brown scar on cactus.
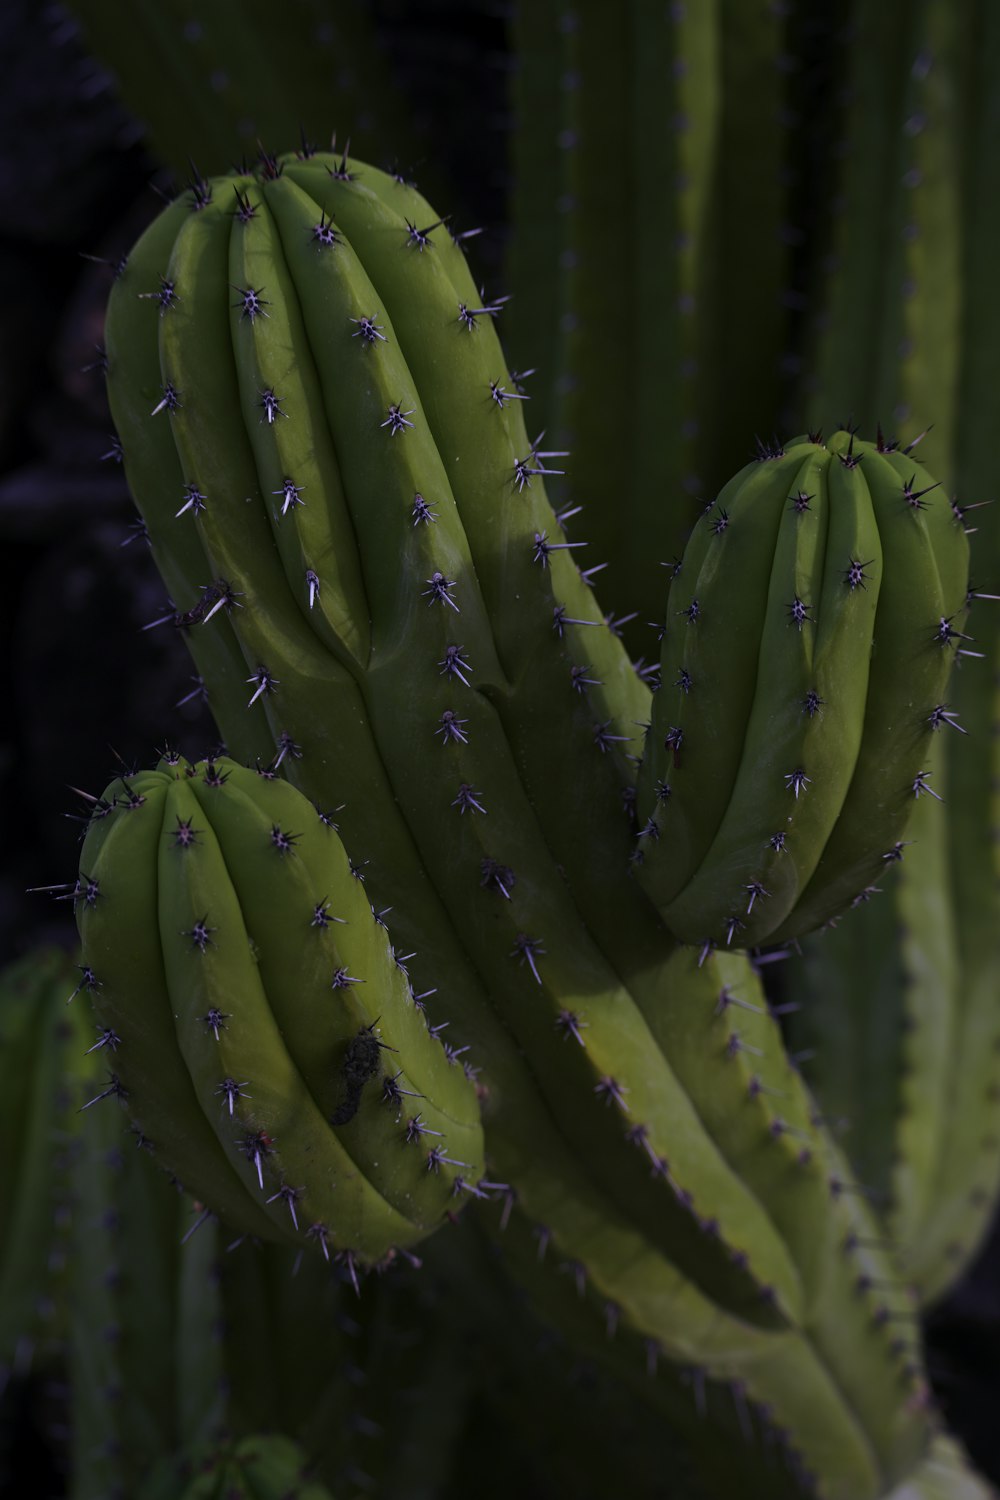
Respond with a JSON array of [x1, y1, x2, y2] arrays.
[[330, 1024, 395, 1127]]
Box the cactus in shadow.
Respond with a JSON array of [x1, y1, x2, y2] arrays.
[[138, 1435, 335, 1500], [89, 147, 976, 1497], [0, 949, 89, 1395], [781, 0, 1000, 1310], [65, 1061, 475, 1499], [74, 753, 485, 1270], [62, 0, 417, 188]]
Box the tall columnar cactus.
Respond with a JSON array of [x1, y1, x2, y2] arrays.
[[94, 149, 957, 1498], [635, 430, 970, 951], [504, 0, 793, 645], [0, 948, 89, 1392], [75, 754, 485, 1269]]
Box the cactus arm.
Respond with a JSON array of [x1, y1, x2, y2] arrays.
[[78, 778, 280, 1237]]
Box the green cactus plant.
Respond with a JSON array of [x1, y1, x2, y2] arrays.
[[74, 754, 485, 1270], [635, 430, 970, 950], [87, 146, 987, 1497]]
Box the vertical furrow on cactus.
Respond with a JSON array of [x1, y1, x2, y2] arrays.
[[173, 1198, 227, 1453], [891, 734, 959, 1259], [554, 1, 631, 529], [637, 444, 819, 910], [104, 197, 276, 757], [630, 0, 720, 541], [802, 0, 912, 430], [78, 785, 282, 1237], [703, 0, 790, 463], [872, 0, 964, 452], [503, 0, 574, 440]]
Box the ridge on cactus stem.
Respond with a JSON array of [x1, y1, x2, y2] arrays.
[[74, 754, 486, 1269], [635, 430, 970, 950]]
